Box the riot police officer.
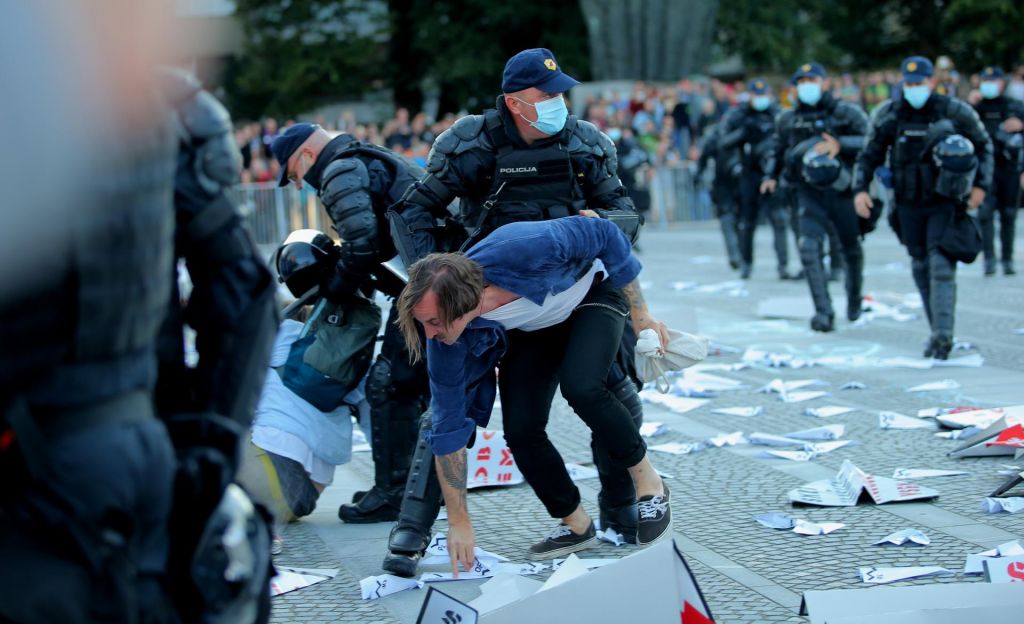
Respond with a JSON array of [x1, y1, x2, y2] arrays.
[[719, 78, 793, 279], [762, 62, 869, 332], [973, 66, 1024, 275], [854, 56, 993, 360], [271, 123, 428, 524], [696, 119, 743, 270], [384, 48, 646, 577]]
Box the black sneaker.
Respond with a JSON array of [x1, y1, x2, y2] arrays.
[[528, 521, 596, 560], [637, 482, 672, 546]]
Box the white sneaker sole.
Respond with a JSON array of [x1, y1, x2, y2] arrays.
[[528, 536, 598, 561]]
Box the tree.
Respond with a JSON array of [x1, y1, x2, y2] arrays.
[[944, 0, 1024, 70]]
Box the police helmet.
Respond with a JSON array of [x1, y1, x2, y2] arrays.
[[932, 135, 977, 199], [801, 148, 842, 188], [274, 229, 339, 298]]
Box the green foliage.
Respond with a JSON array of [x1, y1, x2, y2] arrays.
[[944, 0, 1024, 70]]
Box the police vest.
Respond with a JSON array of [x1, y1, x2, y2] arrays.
[[459, 110, 586, 241], [975, 97, 1021, 165], [891, 99, 942, 202]]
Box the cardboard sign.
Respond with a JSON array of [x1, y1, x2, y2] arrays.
[[416, 586, 479, 624], [467, 428, 524, 489], [802, 582, 1024, 624], [983, 555, 1024, 583], [950, 416, 1024, 458]]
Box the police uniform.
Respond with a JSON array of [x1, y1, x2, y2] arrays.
[[384, 48, 645, 577], [854, 57, 994, 359], [718, 78, 791, 279], [770, 62, 869, 331], [271, 124, 429, 524], [973, 66, 1024, 275], [697, 119, 743, 269]]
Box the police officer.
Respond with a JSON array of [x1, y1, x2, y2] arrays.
[[383, 48, 646, 577], [271, 123, 428, 524], [973, 66, 1024, 276], [719, 78, 793, 279], [762, 62, 869, 332], [696, 119, 744, 270], [854, 56, 993, 360]]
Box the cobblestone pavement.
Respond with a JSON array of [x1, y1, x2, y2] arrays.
[[270, 223, 1024, 623]]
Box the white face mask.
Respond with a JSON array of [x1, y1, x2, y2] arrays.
[[514, 95, 568, 135], [797, 82, 822, 106], [979, 81, 1000, 99], [903, 84, 931, 109]]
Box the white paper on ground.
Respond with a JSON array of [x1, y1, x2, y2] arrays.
[[419, 563, 494, 583], [596, 527, 625, 546], [639, 422, 669, 437], [649, 441, 705, 455], [805, 405, 857, 418], [879, 411, 937, 430], [564, 462, 600, 481], [754, 512, 796, 529], [760, 378, 825, 395], [359, 574, 423, 600], [467, 574, 544, 614], [805, 440, 855, 454], [793, 519, 845, 535], [933, 353, 984, 368], [875, 529, 930, 546], [981, 497, 1024, 513], [671, 369, 747, 393], [859, 566, 954, 584], [788, 460, 939, 506], [749, 432, 808, 447], [490, 562, 548, 576], [424, 533, 508, 563], [964, 541, 1024, 575], [892, 468, 969, 479], [907, 379, 961, 392], [936, 406, 1023, 430], [706, 431, 746, 447], [785, 424, 845, 440], [934, 428, 981, 440], [550, 557, 618, 571], [538, 554, 590, 592], [840, 382, 867, 390], [785, 391, 830, 403], [982, 554, 1024, 583], [764, 450, 816, 461], [638, 390, 710, 414], [711, 406, 763, 417], [271, 567, 339, 597]]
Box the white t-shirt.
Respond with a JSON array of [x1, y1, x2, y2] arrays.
[[482, 260, 606, 331]]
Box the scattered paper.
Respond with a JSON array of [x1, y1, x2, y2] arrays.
[[468, 574, 543, 614], [639, 390, 710, 414], [422, 533, 508, 567], [649, 442, 705, 455], [706, 431, 745, 447], [788, 460, 939, 507], [596, 527, 625, 546], [539, 554, 590, 592], [964, 540, 1024, 575], [875, 529, 930, 546], [564, 462, 599, 481], [990, 424, 1024, 448], [360, 574, 422, 600], [907, 379, 961, 392], [784, 391, 829, 403], [419, 561, 494, 583], [639, 422, 669, 438], [981, 497, 1024, 513], [879, 411, 937, 430], [892, 468, 969, 479], [272, 567, 339, 597], [934, 427, 982, 440], [764, 450, 816, 461], [749, 432, 808, 447], [549, 557, 618, 571], [937, 406, 1023, 430], [840, 382, 867, 390], [805, 440, 856, 455], [711, 406, 763, 417], [754, 512, 796, 529], [982, 554, 1024, 583], [859, 566, 954, 584], [785, 424, 845, 440], [743, 349, 816, 369], [805, 406, 856, 418], [490, 562, 548, 576], [793, 519, 845, 535]]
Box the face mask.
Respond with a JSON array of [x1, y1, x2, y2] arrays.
[[797, 82, 822, 106], [903, 84, 931, 109], [980, 81, 1000, 99], [751, 95, 772, 111], [607, 127, 622, 141], [516, 95, 569, 135]]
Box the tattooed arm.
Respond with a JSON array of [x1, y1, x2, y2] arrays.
[[623, 278, 669, 351], [435, 447, 475, 576]]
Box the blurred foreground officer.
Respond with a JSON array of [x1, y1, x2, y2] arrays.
[[271, 123, 427, 524], [854, 56, 993, 360], [973, 66, 1024, 275], [719, 78, 793, 279], [763, 62, 869, 331], [696, 120, 743, 269]]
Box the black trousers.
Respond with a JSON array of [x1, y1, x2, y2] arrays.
[[499, 279, 647, 519], [978, 165, 1020, 262], [738, 172, 789, 269]]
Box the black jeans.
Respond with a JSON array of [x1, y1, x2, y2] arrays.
[[499, 279, 647, 519]]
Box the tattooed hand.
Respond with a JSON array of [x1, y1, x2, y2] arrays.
[[623, 278, 669, 351], [435, 448, 474, 576]]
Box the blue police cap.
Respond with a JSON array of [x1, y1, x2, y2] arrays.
[[981, 66, 1005, 80], [791, 62, 826, 83], [501, 48, 580, 94], [270, 123, 319, 187], [748, 78, 770, 95], [901, 56, 934, 83]]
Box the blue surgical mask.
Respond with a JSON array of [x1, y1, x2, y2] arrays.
[[980, 81, 1000, 99], [516, 96, 569, 135], [607, 127, 622, 141], [796, 82, 822, 106], [751, 95, 772, 111], [903, 85, 931, 109]]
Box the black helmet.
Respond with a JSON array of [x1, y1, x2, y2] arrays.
[[932, 135, 977, 199], [274, 229, 339, 298], [801, 147, 842, 188]]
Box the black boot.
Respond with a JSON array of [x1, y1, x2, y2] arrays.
[[770, 206, 791, 279], [1001, 209, 1017, 275], [737, 218, 755, 279], [911, 257, 932, 328], [592, 377, 643, 544], [720, 211, 742, 270], [844, 250, 864, 322], [801, 237, 834, 332], [382, 413, 442, 578], [1004, 260, 1017, 276], [984, 257, 997, 276], [928, 252, 957, 361]]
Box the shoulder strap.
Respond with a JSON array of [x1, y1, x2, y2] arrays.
[[484, 109, 513, 155]]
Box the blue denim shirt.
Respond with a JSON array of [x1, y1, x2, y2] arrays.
[[425, 216, 641, 455]]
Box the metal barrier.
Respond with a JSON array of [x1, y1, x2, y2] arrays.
[[233, 164, 714, 246]]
